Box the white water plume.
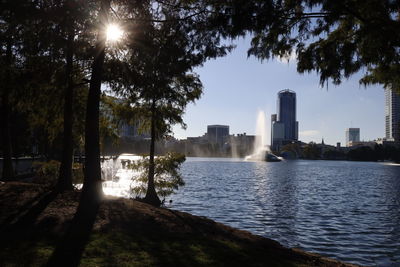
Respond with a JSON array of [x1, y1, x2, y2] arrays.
[[253, 110, 268, 154], [100, 154, 141, 198], [245, 111, 271, 161]]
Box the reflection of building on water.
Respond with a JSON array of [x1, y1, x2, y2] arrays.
[[100, 154, 141, 198]]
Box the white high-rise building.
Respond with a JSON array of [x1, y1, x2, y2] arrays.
[[385, 87, 400, 142], [346, 128, 360, 146]]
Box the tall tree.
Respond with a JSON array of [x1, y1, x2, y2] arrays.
[[106, 1, 231, 206], [0, 0, 36, 180], [80, 0, 110, 203], [57, 2, 76, 191], [46, 1, 111, 264], [57, 0, 92, 191], [0, 32, 14, 180], [14, 0, 90, 171]]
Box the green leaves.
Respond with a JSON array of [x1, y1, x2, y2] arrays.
[[129, 152, 186, 200], [226, 0, 400, 90]]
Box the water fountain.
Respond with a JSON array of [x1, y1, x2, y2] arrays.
[[245, 111, 281, 162], [101, 154, 141, 197]]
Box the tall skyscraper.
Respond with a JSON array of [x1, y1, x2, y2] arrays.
[[345, 128, 360, 146], [271, 89, 299, 150], [385, 87, 400, 142]]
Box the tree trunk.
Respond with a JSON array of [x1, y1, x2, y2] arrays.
[[46, 1, 110, 264], [1, 38, 14, 180], [80, 0, 110, 203], [57, 21, 74, 192], [144, 100, 161, 206]]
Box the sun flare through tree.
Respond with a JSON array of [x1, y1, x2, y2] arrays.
[[106, 24, 123, 42]]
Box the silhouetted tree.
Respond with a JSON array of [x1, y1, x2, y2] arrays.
[[322, 149, 346, 160], [56, 0, 97, 191], [57, 2, 79, 191], [80, 0, 110, 204], [1, 0, 93, 183], [106, 2, 231, 206], [0, 0, 31, 179], [200, 0, 400, 93], [302, 142, 321, 160], [347, 146, 377, 161]]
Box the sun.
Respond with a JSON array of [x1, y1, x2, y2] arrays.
[[106, 24, 123, 42]]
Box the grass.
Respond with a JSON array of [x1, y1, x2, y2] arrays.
[[0, 182, 358, 267], [0, 230, 300, 267]]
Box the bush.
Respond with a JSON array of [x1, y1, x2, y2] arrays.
[[33, 160, 84, 186], [33, 160, 60, 185], [72, 162, 84, 184], [129, 152, 186, 202]]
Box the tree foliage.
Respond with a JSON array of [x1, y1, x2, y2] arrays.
[[102, 1, 232, 206], [302, 142, 321, 160], [32, 160, 84, 187], [1, 0, 92, 180], [206, 0, 400, 90], [129, 152, 186, 202]]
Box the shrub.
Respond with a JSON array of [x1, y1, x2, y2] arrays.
[[33, 160, 84, 186], [33, 160, 60, 186], [129, 152, 186, 202]]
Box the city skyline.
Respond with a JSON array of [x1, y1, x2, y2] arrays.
[[172, 37, 385, 145]]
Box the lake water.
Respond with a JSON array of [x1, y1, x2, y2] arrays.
[[165, 158, 400, 266], [103, 157, 400, 266]]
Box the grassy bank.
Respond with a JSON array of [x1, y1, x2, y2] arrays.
[[0, 182, 358, 266]]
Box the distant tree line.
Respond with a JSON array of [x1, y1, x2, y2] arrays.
[[347, 145, 400, 162], [282, 143, 400, 162]]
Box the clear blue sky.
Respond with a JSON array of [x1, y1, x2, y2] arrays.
[[172, 37, 384, 146]]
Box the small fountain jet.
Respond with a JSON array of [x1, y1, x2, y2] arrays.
[[245, 111, 281, 162]]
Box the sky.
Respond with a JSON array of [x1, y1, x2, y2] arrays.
[[172, 37, 385, 146]]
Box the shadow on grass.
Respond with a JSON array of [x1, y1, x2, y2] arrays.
[[46, 195, 100, 267], [1, 190, 58, 233], [0, 235, 55, 266], [0, 189, 59, 266], [79, 230, 300, 267], [0, 191, 46, 228]]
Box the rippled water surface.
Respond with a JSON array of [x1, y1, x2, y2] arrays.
[[164, 158, 400, 266]]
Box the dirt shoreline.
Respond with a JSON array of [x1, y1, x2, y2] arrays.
[[0, 182, 360, 266]]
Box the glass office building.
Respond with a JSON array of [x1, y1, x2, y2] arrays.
[[271, 89, 299, 150], [207, 125, 229, 145]]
